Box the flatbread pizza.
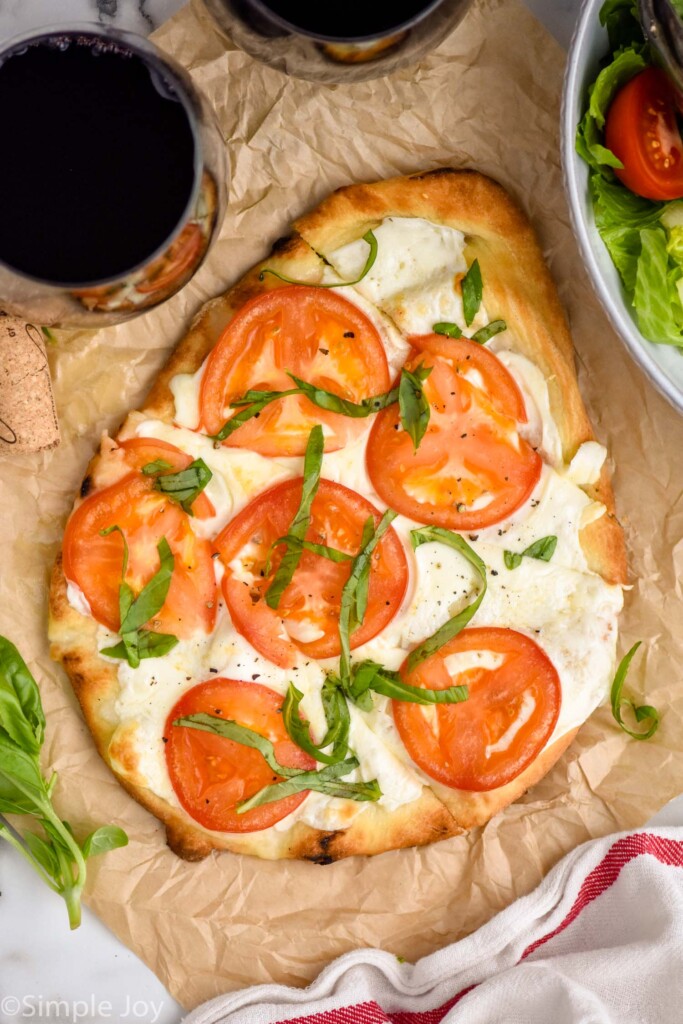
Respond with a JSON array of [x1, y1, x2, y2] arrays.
[[49, 169, 626, 862]]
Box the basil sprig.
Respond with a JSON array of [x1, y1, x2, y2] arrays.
[[211, 366, 432, 448], [174, 712, 380, 811], [259, 229, 378, 288], [610, 642, 660, 741], [265, 425, 324, 610], [406, 527, 487, 671], [0, 637, 128, 928], [433, 319, 507, 345], [282, 681, 350, 764], [98, 527, 179, 667], [462, 258, 483, 326], [142, 458, 212, 516], [503, 536, 558, 571]]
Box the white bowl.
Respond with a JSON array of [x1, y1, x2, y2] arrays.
[[562, 0, 683, 413]]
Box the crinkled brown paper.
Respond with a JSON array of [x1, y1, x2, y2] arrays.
[[1, 0, 681, 1009]]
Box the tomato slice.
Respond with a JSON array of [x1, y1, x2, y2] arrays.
[[165, 678, 316, 832], [117, 437, 215, 519], [62, 475, 217, 638], [393, 627, 561, 791], [199, 286, 391, 457], [214, 478, 408, 668], [366, 335, 541, 531], [605, 67, 683, 201]]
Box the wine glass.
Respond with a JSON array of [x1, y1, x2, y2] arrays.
[[0, 24, 227, 327]]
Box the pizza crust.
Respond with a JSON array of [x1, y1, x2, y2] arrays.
[[48, 169, 626, 862]]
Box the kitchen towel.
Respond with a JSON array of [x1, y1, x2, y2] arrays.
[[182, 826, 683, 1022]]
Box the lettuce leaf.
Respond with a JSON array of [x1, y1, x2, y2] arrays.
[[634, 227, 683, 345], [576, 46, 647, 175], [591, 175, 664, 291], [599, 0, 643, 52]]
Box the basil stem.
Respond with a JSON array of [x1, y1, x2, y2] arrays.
[[259, 229, 378, 288], [504, 535, 558, 571], [0, 637, 128, 928], [282, 682, 349, 765], [98, 531, 179, 668], [462, 258, 483, 326], [338, 510, 397, 689], [470, 320, 507, 344], [143, 458, 213, 516], [610, 642, 659, 741], [265, 425, 324, 610], [406, 527, 487, 671], [174, 712, 379, 811], [433, 321, 463, 338]]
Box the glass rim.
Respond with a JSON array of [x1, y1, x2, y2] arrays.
[[246, 0, 446, 43], [0, 22, 205, 290]]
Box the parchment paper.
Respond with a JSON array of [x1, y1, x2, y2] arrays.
[[1, 0, 682, 1009]]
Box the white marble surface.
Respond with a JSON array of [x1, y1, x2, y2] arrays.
[[0, 1, 637, 1023]]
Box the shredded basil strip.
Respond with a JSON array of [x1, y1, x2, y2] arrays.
[[610, 642, 660, 741], [399, 365, 431, 451], [143, 458, 213, 516], [336, 659, 468, 709], [259, 229, 378, 288], [503, 535, 558, 571], [406, 527, 487, 671], [282, 682, 349, 764], [265, 534, 353, 575], [432, 321, 463, 338], [98, 530, 178, 668], [175, 713, 379, 811], [470, 320, 507, 345], [462, 259, 483, 326], [141, 458, 173, 475], [338, 510, 397, 688], [265, 425, 324, 610], [211, 387, 302, 443]]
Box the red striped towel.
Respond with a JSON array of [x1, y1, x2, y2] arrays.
[[184, 829, 683, 1023]]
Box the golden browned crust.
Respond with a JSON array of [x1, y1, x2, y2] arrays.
[[49, 168, 625, 863]]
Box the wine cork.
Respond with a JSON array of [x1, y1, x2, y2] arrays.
[[0, 316, 60, 453]]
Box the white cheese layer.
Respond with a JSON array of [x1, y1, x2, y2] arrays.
[[67, 215, 622, 839]]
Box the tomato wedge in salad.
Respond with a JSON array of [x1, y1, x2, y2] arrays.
[[366, 335, 541, 531], [165, 678, 315, 833], [214, 478, 408, 668], [393, 627, 561, 791], [199, 285, 390, 456], [62, 475, 217, 638], [605, 67, 683, 202], [118, 437, 215, 519]]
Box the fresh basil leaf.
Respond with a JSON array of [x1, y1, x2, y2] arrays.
[[349, 516, 375, 634], [150, 458, 213, 515], [407, 527, 487, 671], [0, 732, 51, 814], [339, 510, 397, 685], [237, 757, 381, 813], [141, 459, 173, 475], [81, 825, 129, 859], [470, 320, 507, 345], [212, 387, 302, 443], [319, 677, 351, 756], [100, 629, 178, 663], [173, 713, 303, 778], [462, 259, 483, 326], [610, 641, 660, 740], [119, 538, 175, 634], [22, 827, 60, 877], [282, 683, 348, 765], [504, 535, 558, 571], [259, 229, 378, 287], [398, 364, 431, 452], [432, 321, 462, 338], [265, 425, 324, 610], [342, 659, 468, 707], [0, 636, 46, 754]]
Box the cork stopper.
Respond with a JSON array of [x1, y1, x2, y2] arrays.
[[0, 316, 60, 453]]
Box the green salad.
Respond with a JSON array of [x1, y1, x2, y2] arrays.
[[576, 0, 683, 347]]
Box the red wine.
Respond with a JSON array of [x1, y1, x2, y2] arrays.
[[250, 0, 442, 38], [0, 33, 196, 284]]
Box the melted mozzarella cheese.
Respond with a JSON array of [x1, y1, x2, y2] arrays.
[[68, 215, 623, 838]]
